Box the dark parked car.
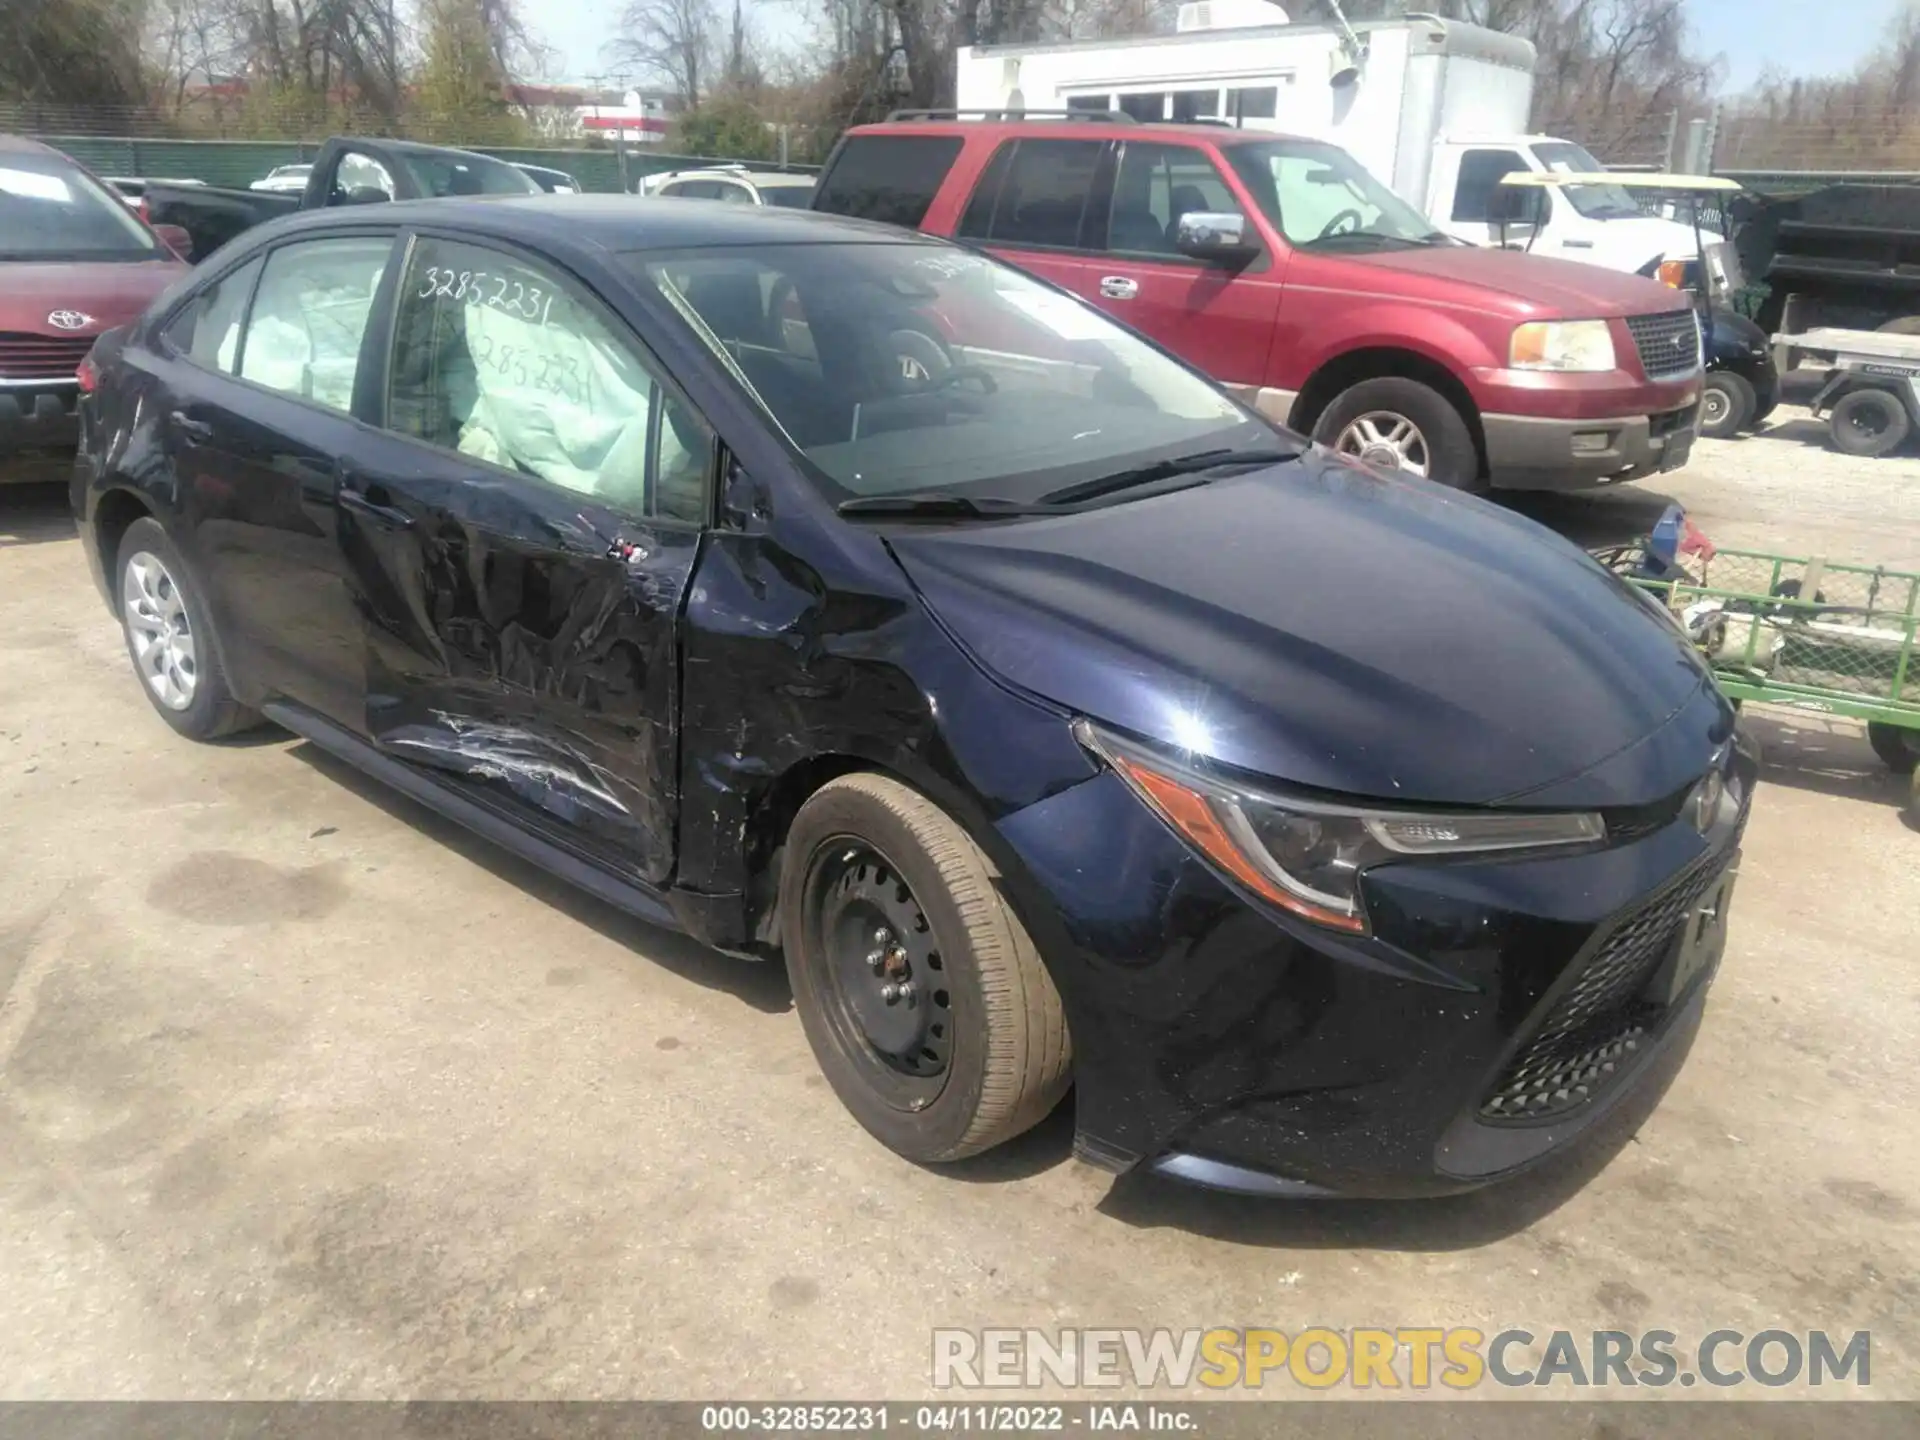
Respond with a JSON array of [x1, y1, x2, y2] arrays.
[[143, 137, 540, 263], [74, 197, 1753, 1197]]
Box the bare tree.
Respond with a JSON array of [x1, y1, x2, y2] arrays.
[[611, 0, 719, 107]]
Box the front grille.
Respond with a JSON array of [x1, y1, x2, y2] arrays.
[[1624, 310, 1702, 381], [1481, 853, 1729, 1121], [0, 332, 93, 381]]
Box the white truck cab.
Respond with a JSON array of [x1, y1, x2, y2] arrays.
[[1430, 135, 1716, 277], [954, 6, 1711, 280]]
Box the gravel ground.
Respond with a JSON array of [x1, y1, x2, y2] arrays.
[[2, 415, 1918, 1407]]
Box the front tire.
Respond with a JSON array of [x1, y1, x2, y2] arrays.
[[1700, 371, 1756, 438], [1314, 377, 1482, 490], [116, 517, 258, 741], [1829, 388, 1911, 457], [782, 773, 1071, 1164]]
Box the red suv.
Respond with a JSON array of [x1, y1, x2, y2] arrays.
[[811, 114, 1703, 491]]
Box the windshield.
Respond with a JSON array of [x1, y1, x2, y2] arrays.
[[1530, 142, 1643, 220], [397, 151, 539, 198], [632, 243, 1265, 504], [0, 151, 162, 262], [1224, 140, 1442, 250]]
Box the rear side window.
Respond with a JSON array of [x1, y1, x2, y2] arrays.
[[663, 180, 722, 200], [812, 135, 963, 228], [164, 256, 263, 374], [238, 237, 391, 413], [386, 236, 712, 522], [957, 139, 1105, 250], [1452, 149, 1528, 223]]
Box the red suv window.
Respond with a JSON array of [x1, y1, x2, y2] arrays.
[[813, 135, 963, 228], [955, 138, 1110, 251]]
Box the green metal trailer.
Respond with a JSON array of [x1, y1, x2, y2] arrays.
[[1597, 542, 1920, 814]]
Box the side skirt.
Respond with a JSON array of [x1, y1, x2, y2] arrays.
[[263, 700, 686, 934]]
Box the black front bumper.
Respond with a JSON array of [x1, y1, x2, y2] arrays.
[[0, 384, 80, 482], [994, 736, 1754, 1200]]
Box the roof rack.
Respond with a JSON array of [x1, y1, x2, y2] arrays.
[[885, 107, 1136, 125]]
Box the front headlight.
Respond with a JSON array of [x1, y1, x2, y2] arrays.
[[1510, 319, 1617, 373], [1076, 720, 1605, 934]]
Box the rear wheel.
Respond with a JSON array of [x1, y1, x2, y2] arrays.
[[1699, 371, 1756, 438], [1829, 388, 1911, 457], [782, 774, 1071, 1164], [1868, 721, 1920, 774], [115, 517, 259, 741], [1314, 377, 1481, 491]]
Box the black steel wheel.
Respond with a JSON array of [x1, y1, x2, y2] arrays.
[[1868, 721, 1920, 774], [1829, 389, 1911, 458], [782, 773, 1071, 1164]]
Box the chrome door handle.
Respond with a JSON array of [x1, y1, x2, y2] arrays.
[[169, 410, 214, 444], [339, 484, 416, 531], [1099, 275, 1139, 300]]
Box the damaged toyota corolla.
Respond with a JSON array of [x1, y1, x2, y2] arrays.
[[74, 198, 1753, 1197]]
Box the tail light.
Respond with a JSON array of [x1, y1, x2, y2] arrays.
[[137, 197, 150, 223], [77, 353, 99, 394]]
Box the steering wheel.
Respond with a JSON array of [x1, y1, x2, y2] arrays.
[[1318, 209, 1365, 239]]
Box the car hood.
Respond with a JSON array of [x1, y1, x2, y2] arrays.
[[889, 454, 1732, 809], [0, 260, 186, 337], [1326, 244, 1692, 319]]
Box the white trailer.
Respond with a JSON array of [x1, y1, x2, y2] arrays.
[[954, 5, 1711, 277]]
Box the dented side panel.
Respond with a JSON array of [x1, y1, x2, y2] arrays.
[[675, 511, 1098, 915], [340, 454, 696, 886]]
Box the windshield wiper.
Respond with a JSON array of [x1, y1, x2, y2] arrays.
[[836, 493, 1061, 519], [1037, 446, 1300, 507]]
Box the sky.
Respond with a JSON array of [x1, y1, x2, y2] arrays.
[[528, 0, 1907, 93]]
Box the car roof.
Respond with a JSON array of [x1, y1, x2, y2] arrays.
[[259, 194, 935, 253], [847, 117, 1306, 147], [0, 134, 62, 158]]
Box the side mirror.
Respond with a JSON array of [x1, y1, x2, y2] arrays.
[[152, 223, 195, 262], [1175, 210, 1260, 264], [1490, 185, 1545, 227]]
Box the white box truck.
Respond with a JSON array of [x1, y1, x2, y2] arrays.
[[953, 3, 1718, 279]]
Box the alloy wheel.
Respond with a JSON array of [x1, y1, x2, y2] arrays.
[[1335, 410, 1431, 477], [122, 550, 197, 711]]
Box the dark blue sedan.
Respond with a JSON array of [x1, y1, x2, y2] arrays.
[[72, 197, 1753, 1197]]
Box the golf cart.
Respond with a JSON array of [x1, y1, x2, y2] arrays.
[[1498, 172, 1778, 438]]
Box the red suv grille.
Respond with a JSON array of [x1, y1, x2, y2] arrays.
[[0, 332, 94, 381]]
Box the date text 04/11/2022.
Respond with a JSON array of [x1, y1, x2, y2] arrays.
[[697, 1405, 1199, 1433]]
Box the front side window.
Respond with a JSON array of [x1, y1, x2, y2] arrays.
[[238, 237, 391, 413], [164, 256, 264, 374], [663, 180, 722, 200], [958, 139, 1105, 250], [812, 135, 964, 228], [636, 242, 1261, 506], [1118, 92, 1167, 122], [387, 236, 711, 522], [1452, 149, 1529, 223], [1106, 142, 1241, 256], [760, 183, 816, 209], [0, 151, 165, 262], [1225, 139, 1444, 251]]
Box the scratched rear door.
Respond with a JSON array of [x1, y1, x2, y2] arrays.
[[337, 229, 714, 887]]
